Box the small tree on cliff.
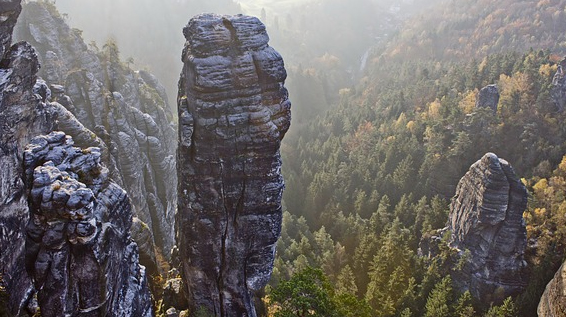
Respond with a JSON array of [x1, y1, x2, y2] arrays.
[[269, 266, 337, 317]]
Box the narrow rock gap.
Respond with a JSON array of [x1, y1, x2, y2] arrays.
[[218, 159, 228, 317]]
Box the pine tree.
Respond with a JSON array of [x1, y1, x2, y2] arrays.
[[424, 276, 452, 317]]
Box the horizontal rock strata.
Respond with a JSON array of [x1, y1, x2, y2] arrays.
[[176, 13, 291, 316], [24, 131, 152, 317], [16, 1, 177, 261], [448, 153, 528, 303]]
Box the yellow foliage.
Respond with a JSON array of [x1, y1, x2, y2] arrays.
[[534, 207, 547, 219], [558, 155, 566, 173], [395, 113, 407, 129], [406, 121, 416, 134], [499, 72, 530, 96], [539, 63, 557, 78], [386, 135, 396, 143], [520, 178, 528, 186], [316, 53, 341, 68], [458, 90, 477, 114], [339, 88, 351, 97], [427, 99, 441, 119], [533, 178, 548, 199]]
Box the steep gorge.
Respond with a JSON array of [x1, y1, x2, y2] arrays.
[[1, 2, 292, 316]]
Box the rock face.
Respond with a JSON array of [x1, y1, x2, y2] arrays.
[[1, 1, 154, 315], [0, 1, 55, 313], [448, 153, 528, 303], [23, 132, 153, 317], [0, 0, 21, 58], [475, 84, 499, 113], [177, 13, 291, 316], [15, 1, 178, 262], [538, 260, 566, 316], [551, 58, 566, 112]]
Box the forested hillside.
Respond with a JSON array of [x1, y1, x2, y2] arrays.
[[383, 0, 566, 61], [266, 0, 566, 316]]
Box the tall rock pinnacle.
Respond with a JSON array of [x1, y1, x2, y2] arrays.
[[448, 153, 528, 303], [176, 13, 291, 316]]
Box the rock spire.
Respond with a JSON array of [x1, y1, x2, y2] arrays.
[[176, 13, 291, 316], [448, 153, 528, 303]]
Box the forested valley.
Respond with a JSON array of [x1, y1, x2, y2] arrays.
[[270, 0, 566, 316], [5, 0, 566, 316]]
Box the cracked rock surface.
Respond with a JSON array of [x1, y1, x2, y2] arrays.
[[448, 153, 528, 303], [24, 131, 152, 317], [176, 13, 291, 316], [1, 2, 155, 314]]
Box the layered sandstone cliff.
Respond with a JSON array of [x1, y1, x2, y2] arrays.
[[176, 13, 291, 316], [0, 1, 154, 314], [0, 1, 54, 313], [15, 2, 177, 262], [448, 153, 529, 303], [23, 132, 152, 316]]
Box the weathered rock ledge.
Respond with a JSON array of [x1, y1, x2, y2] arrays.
[[176, 13, 291, 316]]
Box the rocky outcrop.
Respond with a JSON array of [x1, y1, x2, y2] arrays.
[[551, 58, 566, 112], [1, 1, 155, 315], [538, 260, 566, 316], [177, 13, 291, 316], [15, 1, 177, 262], [23, 131, 152, 317], [0, 1, 55, 313], [0, 0, 21, 58], [448, 153, 528, 303], [475, 84, 499, 113]]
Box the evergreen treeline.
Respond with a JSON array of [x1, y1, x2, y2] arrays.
[[268, 50, 566, 316]]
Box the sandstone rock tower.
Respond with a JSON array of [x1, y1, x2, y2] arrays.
[[448, 153, 528, 303], [176, 14, 291, 316]]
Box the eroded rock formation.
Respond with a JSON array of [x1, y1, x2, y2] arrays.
[[538, 260, 566, 316], [15, 1, 177, 262], [475, 84, 499, 113], [1, 1, 155, 315], [448, 153, 528, 303], [0, 1, 55, 313], [551, 57, 566, 112], [176, 13, 291, 316], [23, 131, 152, 317]]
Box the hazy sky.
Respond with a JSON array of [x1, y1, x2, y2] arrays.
[[236, 0, 311, 16]]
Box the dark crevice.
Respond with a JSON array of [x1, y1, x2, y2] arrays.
[[218, 160, 228, 317]]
